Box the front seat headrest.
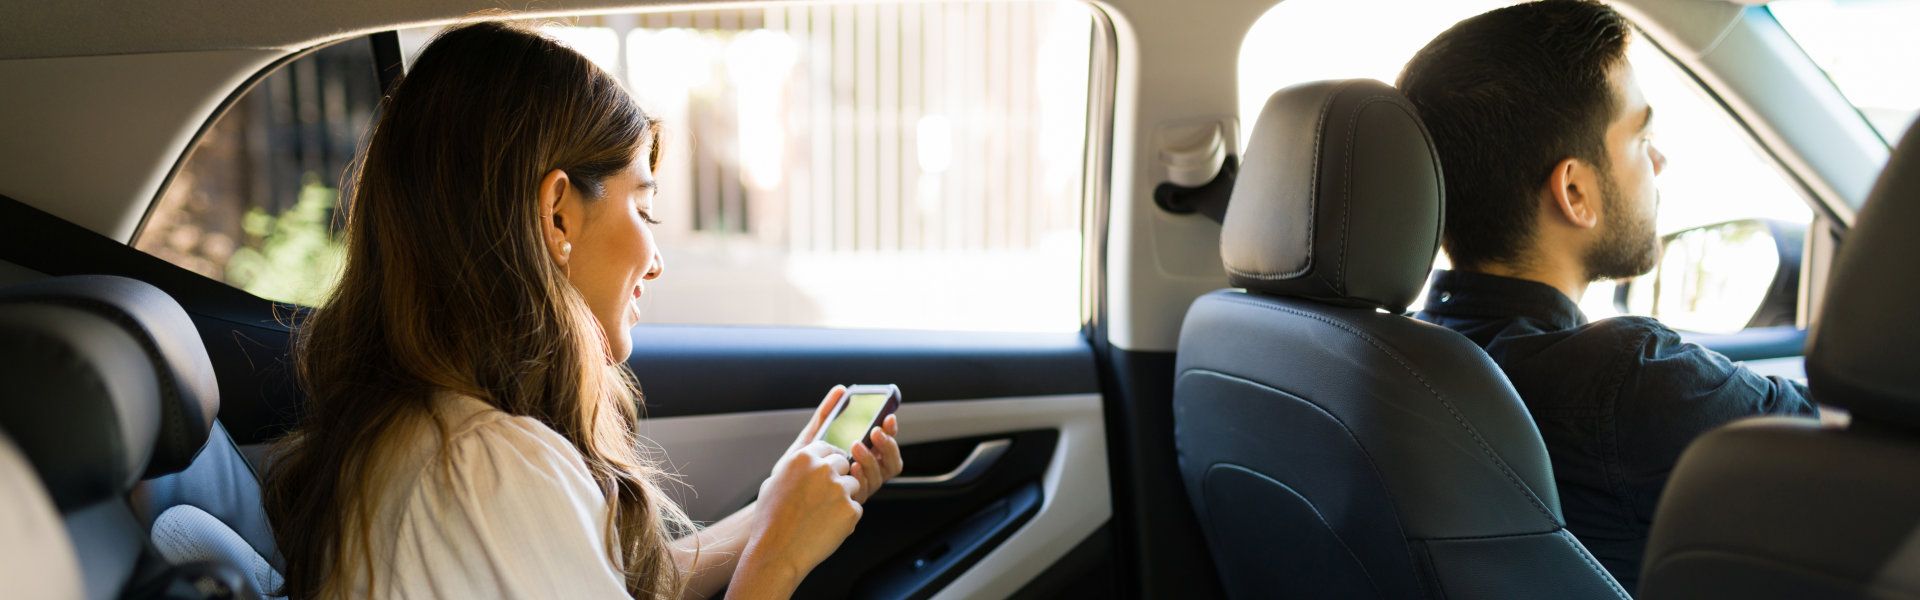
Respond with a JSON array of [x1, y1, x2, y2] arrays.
[[1808, 121, 1920, 429], [1222, 79, 1444, 312], [0, 276, 219, 478]]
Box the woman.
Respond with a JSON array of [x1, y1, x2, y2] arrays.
[[260, 20, 903, 599]]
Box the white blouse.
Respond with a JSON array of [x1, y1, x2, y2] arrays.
[[338, 392, 633, 599]]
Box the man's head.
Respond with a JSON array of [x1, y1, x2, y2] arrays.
[[1398, 0, 1666, 282]]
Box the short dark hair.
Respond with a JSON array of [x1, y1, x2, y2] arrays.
[[1396, 0, 1632, 270]]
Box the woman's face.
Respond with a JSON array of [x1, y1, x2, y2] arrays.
[[554, 149, 663, 362]]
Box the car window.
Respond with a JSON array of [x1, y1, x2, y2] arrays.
[[402, 4, 1098, 332], [1237, 0, 1511, 150], [133, 37, 375, 307], [1770, 0, 1920, 145], [139, 4, 1098, 333]]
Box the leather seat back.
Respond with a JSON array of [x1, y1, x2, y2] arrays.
[[1173, 79, 1627, 599], [0, 277, 167, 600], [1639, 105, 1920, 600], [0, 275, 265, 599]]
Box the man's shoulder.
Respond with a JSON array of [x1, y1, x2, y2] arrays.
[[1495, 314, 1699, 387], [1570, 314, 1683, 348]]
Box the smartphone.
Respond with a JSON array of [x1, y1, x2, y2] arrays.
[[815, 384, 902, 454]]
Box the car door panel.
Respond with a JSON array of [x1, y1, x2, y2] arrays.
[[624, 326, 1099, 418], [641, 394, 1108, 599]]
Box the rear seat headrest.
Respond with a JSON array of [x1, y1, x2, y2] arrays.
[[0, 275, 219, 479], [0, 301, 160, 508]]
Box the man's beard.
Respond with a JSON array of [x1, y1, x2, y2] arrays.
[[1584, 172, 1661, 281]]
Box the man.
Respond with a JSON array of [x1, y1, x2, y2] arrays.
[[1396, 0, 1819, 591]]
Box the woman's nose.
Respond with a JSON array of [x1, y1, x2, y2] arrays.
[[644, 250, 664, 280]]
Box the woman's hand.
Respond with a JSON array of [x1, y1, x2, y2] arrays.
[[728, 386, 909, 595], [785, 386, 846, 457], [785, 386, 905, 503], [737, 441, 864, 594], [848, 415, 902, 503]]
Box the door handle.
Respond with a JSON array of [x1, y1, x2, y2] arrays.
[[888, 438, 1011, 489]]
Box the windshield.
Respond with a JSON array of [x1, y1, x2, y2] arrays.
[[1769, 0, 1920, 145]]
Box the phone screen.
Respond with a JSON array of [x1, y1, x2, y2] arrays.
[[823, 392, 891, 451]]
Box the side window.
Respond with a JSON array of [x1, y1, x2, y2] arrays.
[[1238, 0, 1814, 333], [402, 3, 1098, 332], [135, 37, 377, 307]]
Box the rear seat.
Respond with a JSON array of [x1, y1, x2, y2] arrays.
[[0, 275, 279, 599]]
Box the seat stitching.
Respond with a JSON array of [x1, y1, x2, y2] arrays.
[[1206, 294, 1561, 523], [1180, 367, 1428, 590], [1556, 528, 1633, 598], [1418, 538, 1449, 600]]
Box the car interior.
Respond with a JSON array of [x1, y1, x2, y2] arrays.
[[0, 0, 1914, 598]]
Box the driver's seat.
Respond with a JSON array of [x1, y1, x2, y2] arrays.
[[1172, 79, 1627, 599]]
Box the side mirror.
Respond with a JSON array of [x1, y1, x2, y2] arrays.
[[1614, 219, 1804, 334]]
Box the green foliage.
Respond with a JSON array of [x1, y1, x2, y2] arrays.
[[225, 173, 346, 306]]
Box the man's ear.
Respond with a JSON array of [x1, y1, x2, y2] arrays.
[[538, 169, 574, 266], [1543, 157, 1601, 230]]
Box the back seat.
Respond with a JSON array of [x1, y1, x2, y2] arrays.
[[0, 275, 279, 599]]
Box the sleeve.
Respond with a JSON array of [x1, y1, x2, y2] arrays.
[[1606, 318, 1818, 522], [384, 415, 635, 600]]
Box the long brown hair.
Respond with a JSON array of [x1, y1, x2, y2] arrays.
[[261, 20, 688, 599]]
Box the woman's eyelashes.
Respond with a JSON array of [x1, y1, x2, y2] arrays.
[[637, 209, 661, 226]]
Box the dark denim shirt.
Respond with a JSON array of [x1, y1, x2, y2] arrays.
[[1414, 269, 1816, 592]]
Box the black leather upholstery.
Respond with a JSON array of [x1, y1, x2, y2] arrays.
[[1638, 108, 1920, 600], [0, 302, 160, 507], [1174, 80, 1626, 599], [0, 275, 219, 478], [1807, 122, 1920, 429], [0, 275, 266, 600], [1641, 418, 1920, 600], [0, 286, 163, 600], [1222, 79, 1443, 312]]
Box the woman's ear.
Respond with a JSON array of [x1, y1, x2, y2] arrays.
[[538, 169, 574, 266], [1544, 157, 1601, 230]]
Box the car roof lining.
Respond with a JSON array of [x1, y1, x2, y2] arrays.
[[1, 0, 1769, 62], [1, 1, 774, 60]]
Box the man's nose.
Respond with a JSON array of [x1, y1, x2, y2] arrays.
[[1651, 144, 1668, 176]]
